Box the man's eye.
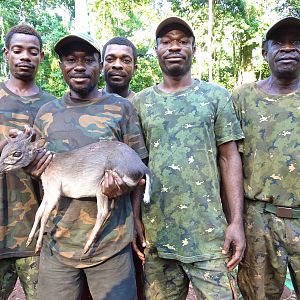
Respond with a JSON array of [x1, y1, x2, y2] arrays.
[[292, 40, 300, 46], [105, 57, 113, 63], [123, 59, 131, 64], [12, 151, 22, 158], [85, 58, 95, 64]]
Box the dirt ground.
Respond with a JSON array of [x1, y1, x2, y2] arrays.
[[8, 279, 296, 300]]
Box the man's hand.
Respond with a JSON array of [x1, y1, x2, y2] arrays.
[[132, 216, 146, 261], [101, 170, 145, 198], [223, 221, 245, 271], [24, 149, 53, 179]]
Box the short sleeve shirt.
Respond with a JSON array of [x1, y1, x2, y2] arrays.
[[0, 82, 55, 259], [34, 92, 148, 267], [232, 82, 300, 207], [134, 79, 244, 263]]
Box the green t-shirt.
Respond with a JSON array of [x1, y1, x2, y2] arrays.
[[0, 82, 55, 259], [134, 79, 244, 263], [232, 82, 300, 207], [34, 92, 148, 268]]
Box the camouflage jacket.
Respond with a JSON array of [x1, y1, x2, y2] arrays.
[[134, 79, 244, 263], [34, 92, 148, 268], [232, 82, 300, 207], [0, 82, 55, 259]]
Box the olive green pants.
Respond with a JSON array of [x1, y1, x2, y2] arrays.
[[238, 200, 300, 300], [0, 256, 39, 300], [143, 247, 240, 300]]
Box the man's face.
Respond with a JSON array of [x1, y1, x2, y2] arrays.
[[103, 44, 136, 90], [156, 29, 195, 77], [263, 27, 300, 78], [4, 33, 44, 81], [60, 44, 101, 97]]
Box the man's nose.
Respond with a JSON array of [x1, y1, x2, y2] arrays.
[[112, 58, 123, 69], [73, 59, 87, 71], [168, 40, 181, 51], [20, 50, 31, 61]]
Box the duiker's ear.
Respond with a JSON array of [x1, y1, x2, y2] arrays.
[[35, 138, 46, 149], [29, 138, 46, 151]]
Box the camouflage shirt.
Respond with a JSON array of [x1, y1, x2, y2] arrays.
[[232, 82, 300, 207], [34, 92, 148, 268], [0, 82, 55, 259], [134, 79, 244, 263]]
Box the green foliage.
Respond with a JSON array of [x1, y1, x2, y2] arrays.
[[0, 0, 72, 97], [0, 0, 295, 94]]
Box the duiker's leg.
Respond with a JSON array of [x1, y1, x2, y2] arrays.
[[26, 200, 47, 247], [35, 190, 60, 253], [83, 183, 110, 254]]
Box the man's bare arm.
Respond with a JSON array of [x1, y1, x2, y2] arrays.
[[218, 141, 245, 270]]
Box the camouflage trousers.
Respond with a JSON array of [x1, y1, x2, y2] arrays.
[[238, 200, 300, 300], [0, 256, 39, 300], [143, 247, 241, 300]]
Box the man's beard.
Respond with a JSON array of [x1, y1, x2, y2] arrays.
[[69, 83, 95, 97], [160, 59, 192, 77]]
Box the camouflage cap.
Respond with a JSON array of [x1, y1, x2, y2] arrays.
[[54, 32, 101, 58], [265, 16, 300, 40], [156, 16, 195, 39]]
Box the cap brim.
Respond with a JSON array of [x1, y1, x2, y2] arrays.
[[156, 17, 194, 38], [54, 33, 101, 56]]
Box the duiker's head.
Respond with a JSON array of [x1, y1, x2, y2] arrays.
[[0, 131, 44, 173]]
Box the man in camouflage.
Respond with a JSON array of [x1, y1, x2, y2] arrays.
[[101, 36, 144, 300], [0, 24, 55, 300], [34, 32, 148, 300], [133, 17, 245, 299], [232, 17, 300, 300], [101, 37, 137, 100]]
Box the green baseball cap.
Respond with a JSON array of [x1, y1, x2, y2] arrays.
[[54, 32, 101, 58], [156, 16, 195, 39]]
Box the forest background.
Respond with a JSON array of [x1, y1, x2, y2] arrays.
[[0, 0, 299, 97]]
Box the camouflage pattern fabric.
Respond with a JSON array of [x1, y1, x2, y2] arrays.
[[238, 200, 300, 300], [232, 82, 300, 207], [0, 256, 39, 300], [232, 83, 300, 299], [33, 92, 148, 268], [133, 79, 244, 263], [0, 81, 55, 258], [143, 247, 241, 300]]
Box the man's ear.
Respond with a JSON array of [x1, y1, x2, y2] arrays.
[[262, 49, 267, 61], [40, 51, 45, 62], [192, 45, 196, 56], [134, 63, 138, 73], [3, 47, 8, 61]]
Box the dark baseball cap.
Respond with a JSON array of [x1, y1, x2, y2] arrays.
[[156, 16, 195, 39], [265, 16, 300, 40], [54, 32, 101, 58]]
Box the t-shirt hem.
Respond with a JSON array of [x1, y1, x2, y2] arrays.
[[0, 251, 38, 260], [157, 251, 225, 263]]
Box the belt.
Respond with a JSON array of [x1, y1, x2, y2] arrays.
[[265, 203, 300, 219]]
